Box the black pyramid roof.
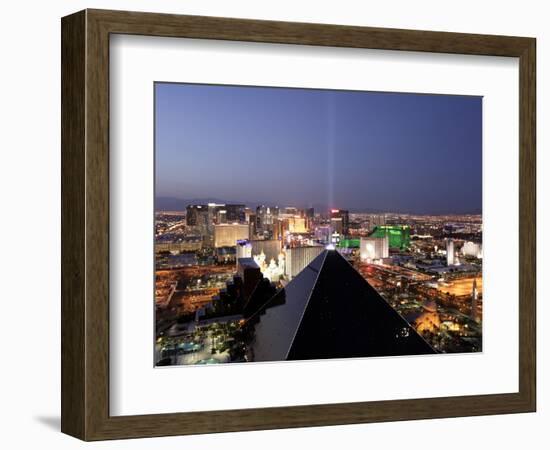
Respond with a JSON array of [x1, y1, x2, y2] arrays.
[[247, 249, 436, 362]]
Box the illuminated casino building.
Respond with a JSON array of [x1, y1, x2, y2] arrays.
[[216, 209, 227, 224], [248, 213, 257, 238], [250, 239, 282, 263], [360, 236, 389, 262], [185, 204, 207, 226], [330, 209, 349, 235], [224, 204, 246, 223], [236, 239, 252, 265], [214, 224, 249, 248], [446, 238, 460, 266], [305, 207, 315, 224], [284, 245, 324, 279], [338, 238, 360, 249], [187, 203, 246, 245], [369, 225, 410, 250], [315, 225, 332, 244], [252, 251, 285, 282], [462, 241, 483, 259], [287, 216, 307, 233], [207, 203, 225, 226], [256, 205, 279, 237], [237, 239, 284, 280]]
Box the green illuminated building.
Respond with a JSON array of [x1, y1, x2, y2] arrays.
[[337, 238, 360, 249], [370, 225, 410, 250]]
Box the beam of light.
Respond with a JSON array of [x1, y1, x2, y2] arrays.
[[326, 92, 336, 212]]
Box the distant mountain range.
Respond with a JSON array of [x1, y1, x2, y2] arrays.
[[155, 196, 378, 213], [155, 196, 481, 215], [155, 197, 240, 211]]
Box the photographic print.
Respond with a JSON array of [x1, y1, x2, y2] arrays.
[[154, 83, 482, 367]]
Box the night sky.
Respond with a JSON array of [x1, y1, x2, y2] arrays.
[[155, 83, 482, 214]]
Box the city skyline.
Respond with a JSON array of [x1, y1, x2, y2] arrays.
[[155, 83, 482, 214], [154, 82, 483, 366]]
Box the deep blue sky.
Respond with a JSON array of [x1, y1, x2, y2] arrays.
[[155, 83, 482, 214]]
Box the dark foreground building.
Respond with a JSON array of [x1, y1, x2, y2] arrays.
[[246, 250, 436, 361]]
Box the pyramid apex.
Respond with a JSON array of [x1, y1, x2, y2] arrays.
[[246, 249, 436, 362]]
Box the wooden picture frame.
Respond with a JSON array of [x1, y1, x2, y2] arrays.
[[61, 9, 536, 441]]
